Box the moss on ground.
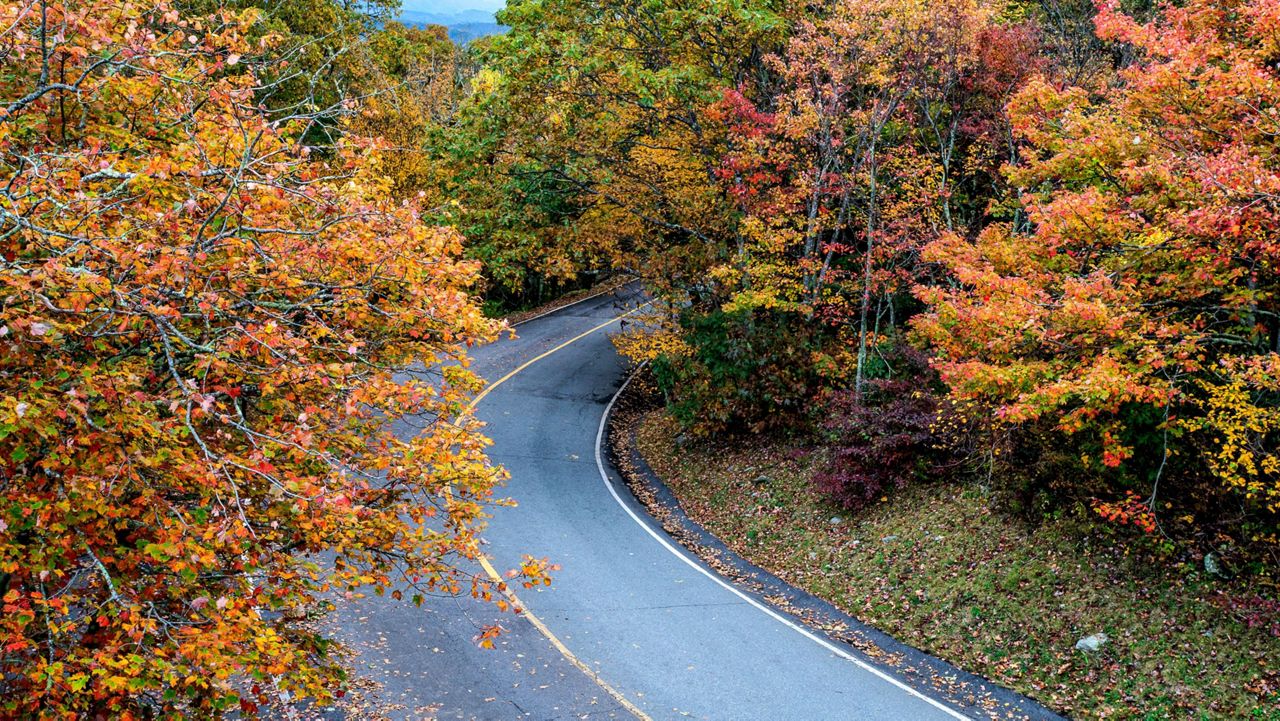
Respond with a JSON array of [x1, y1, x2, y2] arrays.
[[635, 411, 1280, 720]]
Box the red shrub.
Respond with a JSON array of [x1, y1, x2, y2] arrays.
[[813, 348, 949, 511], [1212, 594, 1280, 638]]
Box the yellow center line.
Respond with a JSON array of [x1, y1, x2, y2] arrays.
[[469, 303, 649, 410], [464, 303, 653, 720]]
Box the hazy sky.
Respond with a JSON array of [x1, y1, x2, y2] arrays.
[[400, 0, 505, 13]]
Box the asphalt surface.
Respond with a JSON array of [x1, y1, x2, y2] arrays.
[[327, 286, 969, 720]]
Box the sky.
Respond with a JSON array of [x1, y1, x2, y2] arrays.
[[399, 0, 505, 13]]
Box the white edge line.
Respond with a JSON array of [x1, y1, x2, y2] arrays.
[[510, 278, 637, 328], [593, 369, 974, 721]]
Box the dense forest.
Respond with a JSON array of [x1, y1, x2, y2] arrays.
[[1, 0, 1278, 717], [465, 0, 1280, 625]]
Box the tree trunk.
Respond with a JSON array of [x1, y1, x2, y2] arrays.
[[854, 141, 878, 397]]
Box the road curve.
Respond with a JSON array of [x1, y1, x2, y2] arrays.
[[328, 286, 969, 720]]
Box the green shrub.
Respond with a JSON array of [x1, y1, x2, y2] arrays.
[[652, 308, 829, 436]]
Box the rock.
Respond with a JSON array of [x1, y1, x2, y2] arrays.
[[1074, 633, 1109, 653], [1204, 552, 1226, 578], [829, 516, 844, 526], [754, 474, 771, 485]]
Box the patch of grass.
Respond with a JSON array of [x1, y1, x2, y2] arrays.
[[635, 411, 1280, 720]]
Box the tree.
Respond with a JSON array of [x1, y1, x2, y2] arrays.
[[637, 0, 1033, 436], [444, 0, 792, 307], [189, 0, 404, 148], [353, 21, 468, 200], [712, 0, 1002, 395], [0, 1, 542, 715], [915, 0, 1280, 539]]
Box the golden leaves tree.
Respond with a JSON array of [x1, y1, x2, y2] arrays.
[[0, 1, 538, 715]]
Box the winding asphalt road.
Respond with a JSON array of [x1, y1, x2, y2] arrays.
[[327, 286, 977, 720]]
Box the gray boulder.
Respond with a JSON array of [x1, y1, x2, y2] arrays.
[[1074, 633, 1109, 653]]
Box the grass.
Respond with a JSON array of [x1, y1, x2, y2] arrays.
[[634, 411, 1280, 720]]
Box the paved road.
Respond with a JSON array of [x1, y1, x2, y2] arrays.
[[328, 286, 968, 721]]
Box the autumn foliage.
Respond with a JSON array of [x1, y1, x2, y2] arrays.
[[3, 0, 1280, 713], [813, 348, 953, 511], [916, 0, 1280, 543], [467, 0, 1280, 562], [0, 0, 537, 715]]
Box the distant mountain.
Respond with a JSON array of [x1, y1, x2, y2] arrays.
[[444, 21, 505, 44], [398, 8, 494, 26], [397, 9, 507, 44]]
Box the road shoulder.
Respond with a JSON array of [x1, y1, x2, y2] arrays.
[[603, 370, 1064, 721]]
